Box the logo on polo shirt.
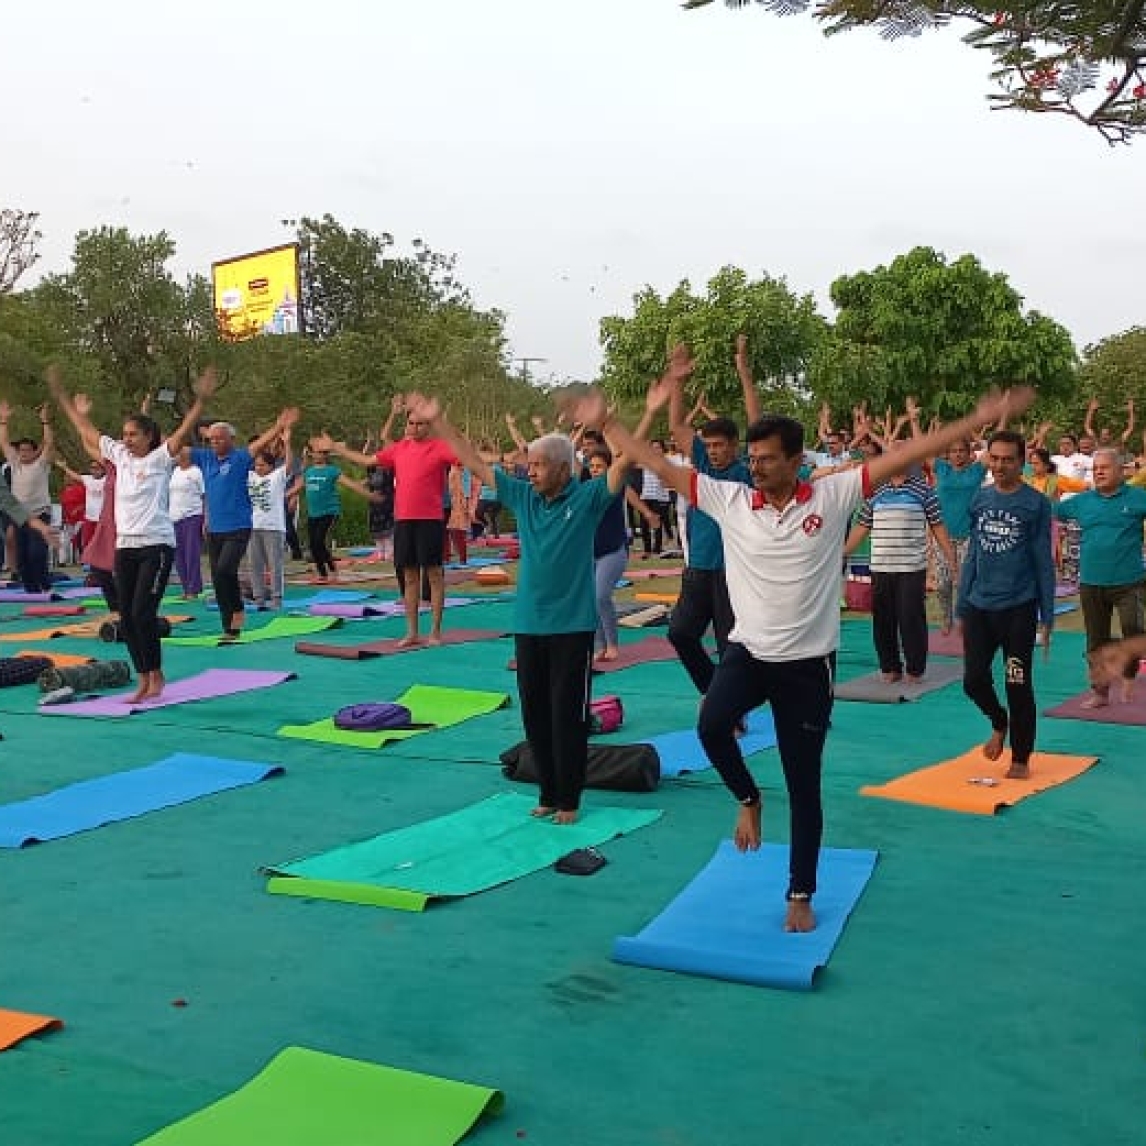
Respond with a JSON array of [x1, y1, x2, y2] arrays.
[[802, 514, 823, 536]]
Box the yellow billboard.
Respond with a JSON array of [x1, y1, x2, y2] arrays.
[[212, 243, 300, 340]]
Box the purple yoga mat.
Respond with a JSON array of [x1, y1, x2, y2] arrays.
[[40, 669, 297, 718], [1045, 687, 1146, 726], [307, 602, 400, 618], [0, 590, 58, 603], [58, 587, 105, 600]]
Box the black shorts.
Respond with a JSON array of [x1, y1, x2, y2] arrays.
[[393, 519, 445, 570]]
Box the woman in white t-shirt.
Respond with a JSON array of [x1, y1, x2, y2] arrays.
[[169, 447, 206, 598], [59, 375, 213, 702], [245, 426, 292, 610]]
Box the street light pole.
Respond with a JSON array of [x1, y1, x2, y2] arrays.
[[513, 356, 547, 385]]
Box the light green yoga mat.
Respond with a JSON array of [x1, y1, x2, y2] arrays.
[[135, 1045, 503, 1145], [266, 791, 663, 910], [277, 683, 511, 749], [165, 615, 340, 646]]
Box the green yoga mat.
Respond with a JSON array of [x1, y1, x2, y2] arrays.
[[266, 792, 663, 910], [135, 1045, 503, 1145], [277, 683, 511, 749], [165, 615, 340, 646]]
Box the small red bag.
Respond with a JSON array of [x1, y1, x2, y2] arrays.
[[844, 575, 873, 613], [589, 695, 624, 734]]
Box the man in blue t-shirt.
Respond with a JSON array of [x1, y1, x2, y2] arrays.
[[191, 408, 298, 640], [1053, 447, 1146, 706], [957, 430, 1055, 779]]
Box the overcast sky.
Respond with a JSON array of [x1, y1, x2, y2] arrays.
[[6, 1, 1143, 382]]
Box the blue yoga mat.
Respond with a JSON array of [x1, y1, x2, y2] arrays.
[[290, 589, 374, 607], [1054, 602, 1077, 616], [0, 753, 284, 847], [613, 841, 878, 990], [646, 711, 776, 778]]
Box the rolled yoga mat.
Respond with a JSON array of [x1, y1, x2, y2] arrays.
[[0, 1007, 64, 1051], [859, 746, 1100, 814], [133, 1045, 503, 1146], [612, 841, 878, 990], [39, 669, 297, 718], [0, 753, 284, 847], [294, 628, 507, 661], [277, 683, 510, 748], [266, 791, 662, 910], [833, 659, 963, 703]]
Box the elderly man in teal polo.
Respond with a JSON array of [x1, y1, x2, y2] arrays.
[[1053, 447, 1146, 706], [403, 392, 625, 823]]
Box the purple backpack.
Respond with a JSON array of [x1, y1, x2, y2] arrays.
[[334, 702, 413, 731]]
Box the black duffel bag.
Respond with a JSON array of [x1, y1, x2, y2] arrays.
[[500, 740, 660, 793]]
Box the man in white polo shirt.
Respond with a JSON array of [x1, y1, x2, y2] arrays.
[[575, 351, 1031, 933]]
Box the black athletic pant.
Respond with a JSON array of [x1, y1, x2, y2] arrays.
[[514, 631, 594, 812], [114, 544, 174, 674], [89, 565, 121, 615], [307, 513, 337, 577], [698, 643, 834, 898], [18, 513, 52, 593], [872, 569, 928, 677], [961, 599, 1038, 765], [207, 529, 251, 632], [668, 567, 734, 694]]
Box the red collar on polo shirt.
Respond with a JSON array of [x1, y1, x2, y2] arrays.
[[750, 482, 814, 511]]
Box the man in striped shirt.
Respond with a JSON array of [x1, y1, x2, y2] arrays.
[[845, 461, 956, 682]]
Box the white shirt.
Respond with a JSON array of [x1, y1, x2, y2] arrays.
[[80, 474, 106, 522], [100, 436, 176, 548], [694, 467, 866, 661], [1051, 452, 1093, 500], [247, 467, 288, 532], [169, 464, 205, 523]]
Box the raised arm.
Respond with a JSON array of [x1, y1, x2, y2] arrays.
[[45, 367, 102, 462], [668, 345, 697, 455], [1083, 397, 1099, 441], [866, 388, 1036, 489], [380, 393, 403, 446], [248, 403, 300, 458], [36, 404, 56, 461], [504, 412, 529, 453], [165, 368, 217, 455], [407, 393, 496, 490], [1121, 399, 1135, 446], [734, 334, 762, 424], [312, 430, 376, 469], [55, 457, 84, 483], [0, 400, 14, 464]]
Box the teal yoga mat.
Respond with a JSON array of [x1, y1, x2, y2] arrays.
[[613, 841, 878, 990], [0, 754, 284, 847], [266, 792, 663, 910], [135, 1045, 503, 1146]]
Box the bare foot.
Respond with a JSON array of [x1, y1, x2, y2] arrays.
[[395, 634, 424, 649], [1005, 760, 1031, 780], [553, 809, 579, 825], [127, 675, 151, 704], [530, 805, 556, 818], [426, 633, 443, 647], [881, 671, 903, 683], [1118, 678, 1135, 703], [596, 646, 619, 662], [142, 671, 165, 701], [982, 726, 1007, 761], [1081, 692, 1110, 710], [905, 673, 925, 684], [733, 802, 762, 852], [785, 899, 816, 933], [939, 623, 952, 637]]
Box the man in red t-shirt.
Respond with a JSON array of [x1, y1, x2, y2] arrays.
[[318, 404, 457, 645]]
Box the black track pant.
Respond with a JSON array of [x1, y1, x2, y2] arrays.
[[114, 544, 174, 673]]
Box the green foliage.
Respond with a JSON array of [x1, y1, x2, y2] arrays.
[[1060, 327, 1146, 441], [686, 2, 1146, 144], [809, 246, 1077, 424], [599, 266, 827, 422]]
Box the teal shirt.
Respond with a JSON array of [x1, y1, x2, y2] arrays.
[[934, 459, 986, 539], [495, 468, 617, 634], [304, 465, 342, 518], [1054, 485, 1146, 586]]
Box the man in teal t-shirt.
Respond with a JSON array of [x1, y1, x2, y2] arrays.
[[1054, 448, 1146, 705], [405, 395, 625, 822]]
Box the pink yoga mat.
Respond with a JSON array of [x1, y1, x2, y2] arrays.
[[623, 566, 684, 581], [506, 635, 678, 674], [1045, 687, 1146, 726], [928, 629, 963, 658], [40, 669, 297, 718], [295, 628, 507, 659]]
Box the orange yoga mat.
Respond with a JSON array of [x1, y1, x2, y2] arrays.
[[16, 650, 95, 668], [0, 615, 191, 642], [860, 747, 1099, 815], [0, 1008, 63, 1051], [635, 592, 678, 604]]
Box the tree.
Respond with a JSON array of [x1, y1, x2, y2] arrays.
[[683, 2, 1146, 144], [0, 209, 42, 294], [809, 246, 1077, 422], [599, 265, 827, 420], [1070, 326, 1146, 438]]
